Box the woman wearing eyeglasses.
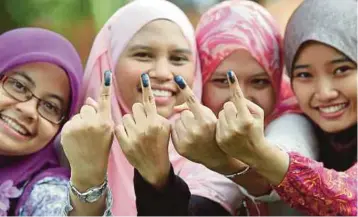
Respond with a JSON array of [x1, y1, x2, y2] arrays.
[[0, 28, 83, 216]]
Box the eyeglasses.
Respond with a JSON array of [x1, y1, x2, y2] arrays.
[[1, 75, 66, 124]]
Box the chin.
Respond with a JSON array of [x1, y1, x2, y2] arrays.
[[318, 120, 356, 133], [156, 107, 173, 119]]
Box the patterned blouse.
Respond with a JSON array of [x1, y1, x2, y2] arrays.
[[18, 177, 112, 216], [274, 152, 357, 216]]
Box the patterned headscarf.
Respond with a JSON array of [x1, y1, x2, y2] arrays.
[[196, 0, 301, 125]]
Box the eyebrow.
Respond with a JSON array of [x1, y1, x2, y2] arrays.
[[213, 71, 268, 77], [45, 93, 65, 107], [12, 71, 36, 87], [128, 45, 192, 54], [294, 57, 353, 70], [330, 57, 352, 64]]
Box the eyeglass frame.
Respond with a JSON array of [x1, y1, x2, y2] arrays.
[[0, 75, 68, 124]]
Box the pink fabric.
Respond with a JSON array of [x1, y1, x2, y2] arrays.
[[80, 0, 241, 215], [274, 152, 357, 216], [196, 0, 301, 125]]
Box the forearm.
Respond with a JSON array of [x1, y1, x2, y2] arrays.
[[273, 153, 357, 216]]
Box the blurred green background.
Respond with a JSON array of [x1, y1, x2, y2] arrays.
[[0, 0, 301, 65]]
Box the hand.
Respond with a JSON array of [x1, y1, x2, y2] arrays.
[[171, 75, 244, 174], [115, 73, 171, 188], [216, 71, 267, 167], [61, 70, 114, 189]]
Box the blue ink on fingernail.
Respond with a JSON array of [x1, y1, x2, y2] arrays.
[[174, 75, 186, 89], [141, 73, 149, 88], [227, 70, 235, 84], [104, 70, 111, 86]]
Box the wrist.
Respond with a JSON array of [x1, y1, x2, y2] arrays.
[[208, 157, 248, 175], [71, 172, 107, 192], [138, 161, 171, 189], [246, 140, 290, 185]]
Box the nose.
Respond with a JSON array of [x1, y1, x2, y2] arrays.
[[148, 57, 173, 81], [15, 98, 38, 122], [314, 78, 339, 102]]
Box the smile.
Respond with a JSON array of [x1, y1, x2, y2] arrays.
[[0, 114, 31, 136], [152, 89, 173, 97], [318, 103, 348, 114]]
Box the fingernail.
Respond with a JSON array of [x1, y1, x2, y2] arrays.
[[104, 70, 112, 86], [174, 75, 186, 89], [227, 70, 235, 84], [141, 73, 149, 88]]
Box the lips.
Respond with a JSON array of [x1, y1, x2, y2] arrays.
[[0, 114, 32, 136]]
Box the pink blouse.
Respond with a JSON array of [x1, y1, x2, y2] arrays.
[[274, 152, 357, 216]]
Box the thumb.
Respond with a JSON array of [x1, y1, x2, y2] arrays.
[[173, 102, 190, 114]]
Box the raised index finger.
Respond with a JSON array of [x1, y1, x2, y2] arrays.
[[99, 70, 112, 119], [174, 75, 202, 120], [141, 72, 157, 117], [227, 70, 251, 117]]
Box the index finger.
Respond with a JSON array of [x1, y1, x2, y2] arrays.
[[141, 72, 157, 116], [99, 70, 112, 119], [226, 70, 251, 117], [174, 75, 202, 119]]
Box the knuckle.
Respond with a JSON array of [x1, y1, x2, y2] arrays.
[[201, 120, 215, 131], [132, 102, 143, 111], [242, 119, 254, 130], [186, 94, 196, 104]]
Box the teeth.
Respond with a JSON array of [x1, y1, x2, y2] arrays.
[[152, 89, 172, 97], [319, 104, 346, 113], [0, 115, 29, 136]]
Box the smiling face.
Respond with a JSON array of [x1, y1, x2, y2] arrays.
[[292, 42, 357, 133], [114, 19, 195, 118], [202, 49, 276, 117], [0, 62, 71, 156]]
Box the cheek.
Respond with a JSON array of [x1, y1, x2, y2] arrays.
[[202, 84, 229, 116], [35, 122, 59, 148], [250, 88, 276, 116], [292, 82, 312, 110], [115, 59, 144, 106], [0, 92, 17, 109]]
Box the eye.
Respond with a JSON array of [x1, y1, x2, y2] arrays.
[[170, 55, 189, 65], [41, 100, 61, 115], [8, 78, 28, 93], [251, 78, 270, 86], [133, 52, 153, 60], [211, 78, 229, 87], [294, 72, 312, 79], [334, 66, 353, 75]]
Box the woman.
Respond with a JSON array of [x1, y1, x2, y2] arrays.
[[72, 0, 243, 215], [215, 0, 357, 215], [0, 28, 82, 216], [134, 0, 318, 215]]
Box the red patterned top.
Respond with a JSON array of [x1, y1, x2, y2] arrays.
[[273, 152, 357, 216]]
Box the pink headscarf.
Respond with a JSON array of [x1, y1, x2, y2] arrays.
[[196, 0, 301, 125], [81, 0, 208, 215]]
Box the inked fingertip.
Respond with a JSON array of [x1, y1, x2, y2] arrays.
[[227, 70, 235, 84], [174, 75, 186, 89], [141, 73, 149, 88], [104, 70, 112, 86]]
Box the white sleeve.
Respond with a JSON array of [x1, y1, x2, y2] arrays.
[[264, 113, 319, 159], [238, 113, 319, 202]]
